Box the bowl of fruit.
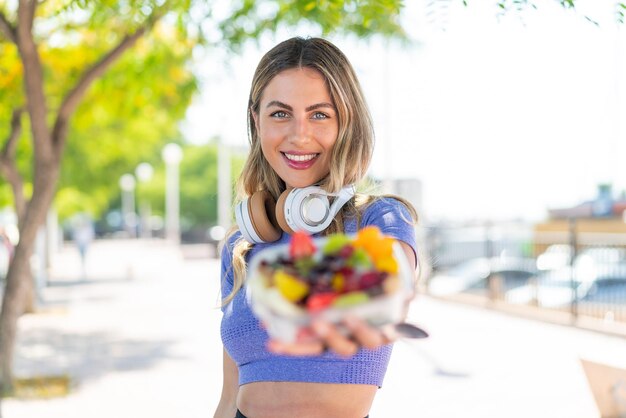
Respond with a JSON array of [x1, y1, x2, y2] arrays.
[[246, 226, 416, 343]]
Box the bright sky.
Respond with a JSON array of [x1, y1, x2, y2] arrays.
[[182, 0, 626, 223]]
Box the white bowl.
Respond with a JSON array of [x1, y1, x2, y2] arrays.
[[246, 236, 415, 343]]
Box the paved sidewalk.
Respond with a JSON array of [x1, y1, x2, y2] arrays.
[[3, 239, 626, 417]]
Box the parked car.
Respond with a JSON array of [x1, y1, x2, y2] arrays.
[[536, 244, 573, 271], [428, 256, 538, 296], [575, 247, 626, 283], [507, 247, 626, 308], [506, 267, 597, 308]]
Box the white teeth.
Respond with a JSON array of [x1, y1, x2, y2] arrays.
[[284, 153, 317, 162]]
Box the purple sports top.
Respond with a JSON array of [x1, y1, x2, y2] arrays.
[[220, 197, 417, 387]]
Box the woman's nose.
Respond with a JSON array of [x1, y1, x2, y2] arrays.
[[288, 117, 311, 144]]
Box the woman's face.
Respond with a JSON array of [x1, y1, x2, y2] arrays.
[[254, 67, 339, 189]]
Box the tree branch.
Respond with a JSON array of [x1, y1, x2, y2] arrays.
[[2, 108, 24, 158], [51, 4, 167, 140], [16, 0, 52, 159], [0, 108, 27, 224], [0, 10, 17, 43], [17, 0, 36, 33], [51, 23, 154, 151]]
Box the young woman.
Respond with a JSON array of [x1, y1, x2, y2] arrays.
[[215, 37, 418, 418]]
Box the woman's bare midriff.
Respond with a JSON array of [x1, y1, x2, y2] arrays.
[[237, 381, 377, 418]]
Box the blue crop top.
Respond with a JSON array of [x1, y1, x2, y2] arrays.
[[220, 197, 417, 387]]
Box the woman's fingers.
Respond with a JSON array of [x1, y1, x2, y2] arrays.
[[343, 316, 388, 349], [312, 320, 359, 357], [266, 318, 392, 357]]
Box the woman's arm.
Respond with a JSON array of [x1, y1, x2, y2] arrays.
[[398, 241, 417, 279], [213, 348, 239, 418]]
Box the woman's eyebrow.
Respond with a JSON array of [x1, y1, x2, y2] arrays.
[[266, 100, 292, 110], [305, 102, 335, 112]]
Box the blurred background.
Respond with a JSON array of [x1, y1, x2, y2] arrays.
[[1, 0, 626, 417]]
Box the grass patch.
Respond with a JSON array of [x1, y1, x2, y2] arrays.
[[4, 375, 71, 399]]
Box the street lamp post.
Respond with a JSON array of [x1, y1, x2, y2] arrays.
[[119, 173, 136, 238], [162, 143, 183, 244], [135, 162, 154, 239]]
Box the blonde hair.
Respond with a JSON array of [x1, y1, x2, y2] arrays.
[[221, 37, 417, 305]]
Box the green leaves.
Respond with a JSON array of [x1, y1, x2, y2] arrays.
[[178, 143, 245, 227], [496, 0, 537, 13], [55, 28, 196, 219], [492, 0, 625, 25], [218, 0, 407, 51], [618, 2, 626, 24], [0, 8, 197, 220]]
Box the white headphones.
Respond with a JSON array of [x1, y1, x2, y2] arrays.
[[235, 184, 356, 244]]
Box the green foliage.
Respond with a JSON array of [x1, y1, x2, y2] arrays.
[[54, 187, 103, 219], [55, 25, 197, 220], [177, 143, 246, 228], [618, 2, 626, 24], [180, 143, 219, 226], [0, 42, 31, 187], [99, 143, 247, 230], [0, 44, 23, 107], [217, 0, 407, 51], [0, 2, 198, 221], [0, 183, 13, 207], [491, 0, 624, 24]]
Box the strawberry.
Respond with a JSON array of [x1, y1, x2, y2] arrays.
[[306, 292, 337, 312], [289, 231, 317, 259]]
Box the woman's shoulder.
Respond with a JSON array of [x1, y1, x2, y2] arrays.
[[360, 195, 415, 223], [356, 194, 416, 239]]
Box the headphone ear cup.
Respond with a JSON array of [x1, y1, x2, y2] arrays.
[[248, 191, 282, 242], [275, 188, 296, 235]]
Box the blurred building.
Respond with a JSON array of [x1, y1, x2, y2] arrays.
[[534, 184, 626, 253], [369, 177, 423, 217], [390, 178, 424, 217]]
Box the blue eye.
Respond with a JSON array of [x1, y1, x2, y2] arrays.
[[311, 112, 329, 120], [270, 111, 289, 118]]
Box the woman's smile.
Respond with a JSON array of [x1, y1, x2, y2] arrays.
[[282, 152, 320, 169]]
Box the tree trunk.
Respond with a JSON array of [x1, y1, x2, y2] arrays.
[[20, 264, 36, 315], [0, 238, 36, 396], [0, 155, 58, 395]]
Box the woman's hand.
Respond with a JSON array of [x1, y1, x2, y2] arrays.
[[267, 316, 392, 357]]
